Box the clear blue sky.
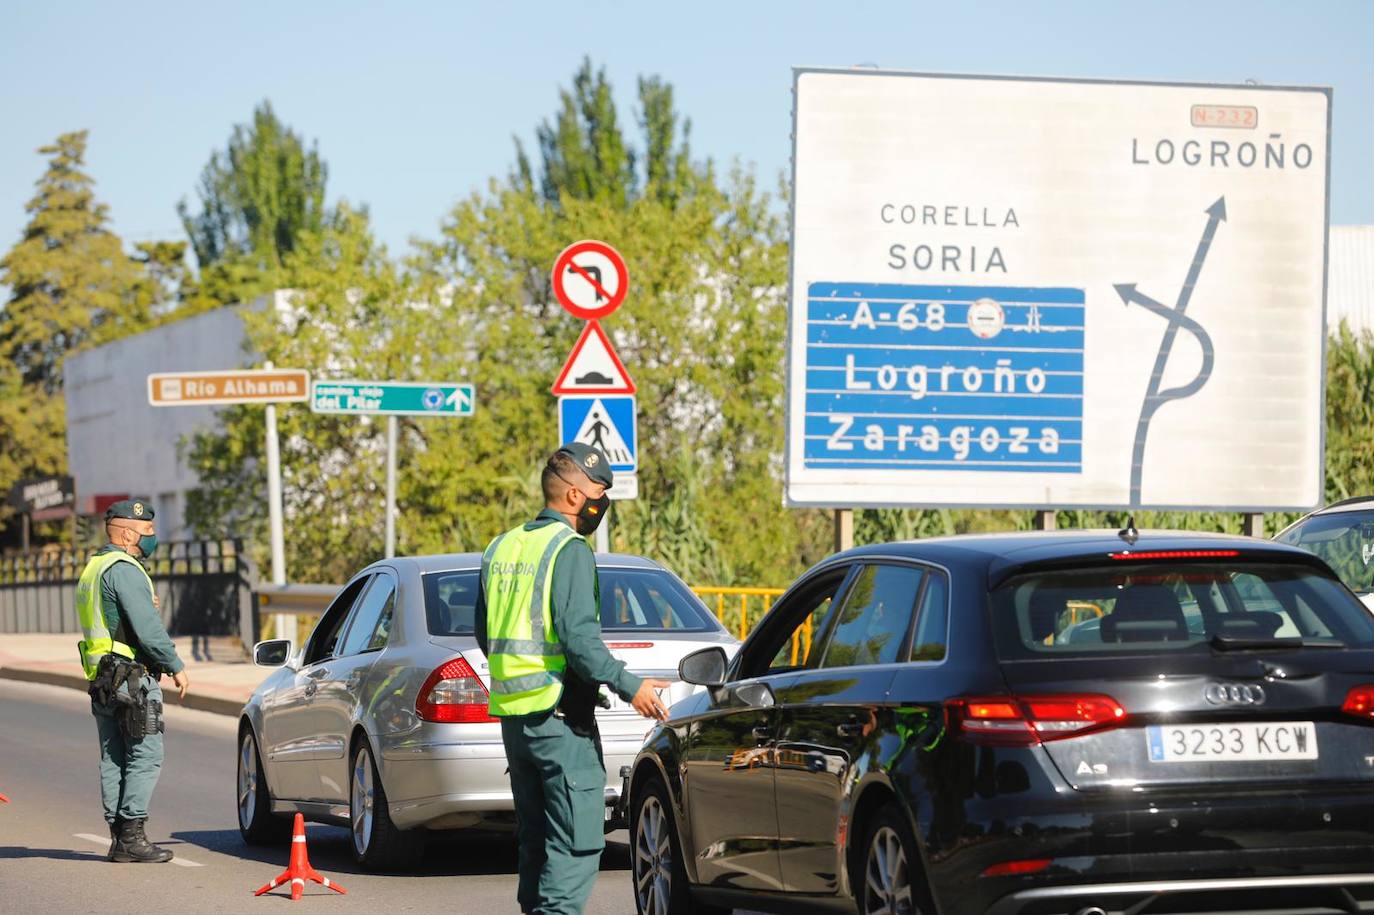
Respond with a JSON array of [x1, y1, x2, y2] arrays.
[[2, 0, 1370, 259]]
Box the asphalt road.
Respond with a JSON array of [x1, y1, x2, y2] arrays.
[[0, 679, 658, 914]]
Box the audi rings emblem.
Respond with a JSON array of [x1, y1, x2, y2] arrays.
[[1205, 683, 1266, 706]]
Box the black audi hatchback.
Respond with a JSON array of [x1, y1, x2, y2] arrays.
[[624, 530, 1374, 915]]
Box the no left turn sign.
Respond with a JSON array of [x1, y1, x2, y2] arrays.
[[551, 240, 628, 320]]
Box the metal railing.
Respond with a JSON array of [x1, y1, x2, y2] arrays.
[[692, 586, 814, 663], [0, 540, 253, 644]]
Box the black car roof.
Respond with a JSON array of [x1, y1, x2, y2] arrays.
[[831, 529, 1332, 587]]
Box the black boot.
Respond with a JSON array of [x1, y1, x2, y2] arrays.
[[113, 817, 173, 863], [106, 819, 121, 862]]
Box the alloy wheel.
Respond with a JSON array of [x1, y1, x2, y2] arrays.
[[237, 732, 257, 830], [351, 747, 375, 856], [864, 825, 916, 915], [634, 795, 673, 915]]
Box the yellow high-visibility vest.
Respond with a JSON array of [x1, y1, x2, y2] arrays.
[[75, 551, 147, 680], [481, 522, 583, 716]]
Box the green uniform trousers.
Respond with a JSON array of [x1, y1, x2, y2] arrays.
[[91, 674, 164, 825], [500, 710, 607, 915]]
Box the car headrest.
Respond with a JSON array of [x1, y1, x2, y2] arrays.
[[1028, 590, 1064, 643], [1214, 611, 1284, 640], [1101, 584, 1187, 643]]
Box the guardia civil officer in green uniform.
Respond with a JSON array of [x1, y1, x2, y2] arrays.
[[75, 499, 189, 864], [477, 444, 670, 914]]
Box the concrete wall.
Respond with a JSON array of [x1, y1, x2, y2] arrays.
[[64, 305, 250, 538]]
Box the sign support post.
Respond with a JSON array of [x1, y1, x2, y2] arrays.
[[385, 415, 398, 558], [310, 380, 475, 560], [262, 363, 291, 644], [833, 509, 853, 553], [146, 364, 310, 643]]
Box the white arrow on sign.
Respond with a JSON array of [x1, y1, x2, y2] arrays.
[[446, 388, 471, 410]]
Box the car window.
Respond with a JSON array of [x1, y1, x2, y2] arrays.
[[992, 561, 1374, 659], [909, 570, 949, 662], [1277, 510, 1374, 597], [421, 566, 724, 636], [818, 564, 924, 669], [599, 568, 722, 633], [303, 575, 371, 666], [338, 574, 396, 657], [424, 570, 480, 635], [729, 567, 851, 679]]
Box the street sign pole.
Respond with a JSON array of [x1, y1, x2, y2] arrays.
[[146, 364, 309, 645], [309, 380, 475, 560], [385, 415, 398, 558], [595, 514, 610, 553], [263, 363, 292, 645]]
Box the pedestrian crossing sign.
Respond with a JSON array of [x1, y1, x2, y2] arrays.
[[558, 395, 637, 474]]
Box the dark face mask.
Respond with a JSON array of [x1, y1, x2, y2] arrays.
[[575, 491, 611, 536]]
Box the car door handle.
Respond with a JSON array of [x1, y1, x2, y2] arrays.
[[751, 726, 771, 743], [836, 722, 865, 738]]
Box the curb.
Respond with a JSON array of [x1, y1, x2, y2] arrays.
[[0, 666, 245, 718]]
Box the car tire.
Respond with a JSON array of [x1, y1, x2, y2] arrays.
[[856, 804, 934, 915], [349, 738, 424, 871], [631, 776, 726, 915], [237, 726, 291, 845]]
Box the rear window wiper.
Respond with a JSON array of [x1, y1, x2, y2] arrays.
[[1210, 635, 1344, 651]]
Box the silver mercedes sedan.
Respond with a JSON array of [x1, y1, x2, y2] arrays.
[[235, 551, 737, 870]]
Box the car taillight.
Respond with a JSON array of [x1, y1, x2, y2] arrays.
[[949, 694, 1126, 746], [416, 656, 497, 723], [1341, 685, 1374, 721]]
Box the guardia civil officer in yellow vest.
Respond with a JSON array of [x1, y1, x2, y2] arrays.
[[76, 499, 189, 864], [477, 443, 670, 914]]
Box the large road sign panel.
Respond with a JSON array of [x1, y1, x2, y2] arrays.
[[786, 69, 1329, 511], [558, 395, 636, 473], [552, 240, 628, 320], [551, 321, 636, 395], [311, 380, 475, 416], [148, 369, 310, 406]]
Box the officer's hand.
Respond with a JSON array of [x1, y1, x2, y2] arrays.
[[172, 670, 189, 700], [631, 679, 672, 721]]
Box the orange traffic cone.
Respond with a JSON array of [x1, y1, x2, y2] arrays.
[[0, 792, 8, 803], [253, 813, 346, 901]]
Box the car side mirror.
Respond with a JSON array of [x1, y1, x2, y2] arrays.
[[254, 639, 292, 668], [679, 646, 728, 688]]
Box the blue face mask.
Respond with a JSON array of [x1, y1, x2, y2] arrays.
[[137, 533, 159, 558]]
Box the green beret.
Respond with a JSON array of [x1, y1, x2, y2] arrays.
[[105, 499, 154, 522], [556, 442, 614, 488]]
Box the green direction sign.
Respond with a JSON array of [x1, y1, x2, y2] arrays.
[[310, 380, 475, 417]]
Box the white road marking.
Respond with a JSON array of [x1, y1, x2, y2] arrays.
[[72, 832, 205, 867]]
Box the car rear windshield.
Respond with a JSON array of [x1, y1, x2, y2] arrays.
[[1276, 510, 1374, 596], [424, 566, 722, 636], [990, 561, 1374, 659]]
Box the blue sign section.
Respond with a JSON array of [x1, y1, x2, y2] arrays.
[[804, 282, 1085, 472], [558, 395, 637, 473]]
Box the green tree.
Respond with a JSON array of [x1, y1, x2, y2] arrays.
[[0, 131, 143, 393], [186, 62, 817, 587], [0, 130, 168, 543], [178, 101, 329, 301]]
